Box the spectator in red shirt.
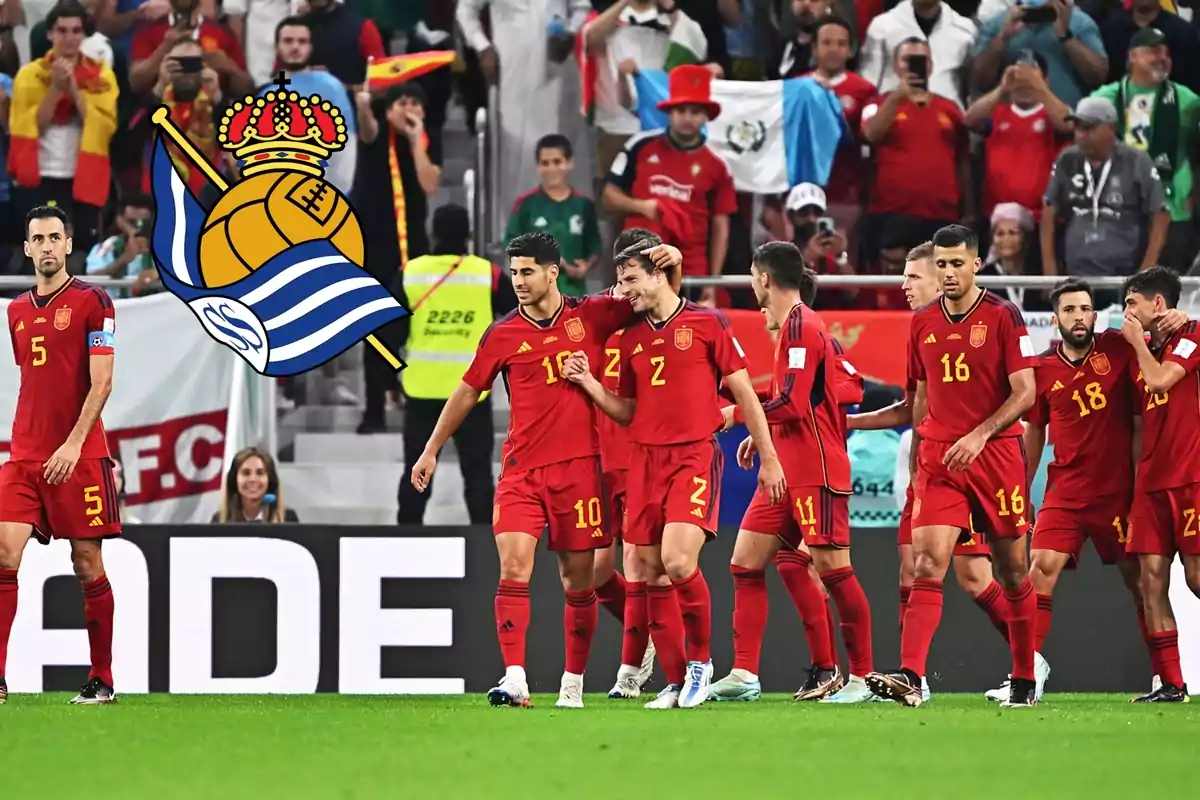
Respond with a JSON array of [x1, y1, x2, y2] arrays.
[[964, 52, 1072, 223], [604, 64, 737, 305], [784, 182, 861, 309], [861, 37, 971, 264], [805, 15, 877, 255], [130, 0, 250, 95]]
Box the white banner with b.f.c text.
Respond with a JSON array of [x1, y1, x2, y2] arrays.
[[0, 293, 239, 523]]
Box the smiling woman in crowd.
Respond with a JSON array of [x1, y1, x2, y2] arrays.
[[212, 447, 299, 524]]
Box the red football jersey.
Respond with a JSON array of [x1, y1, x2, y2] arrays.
[[462, 294, 634, 473], [608, 131, 738, 277], [733, 304, 851, 491], [863, 94, 966, 220], [983, 103, 1067, 221], [908, 290, 1037, 443], [1131, 322, 1200, 492], [805, 70, 877, 206], [832, 340, 865, 412], [597, 329, 630, 472], [1025, 330, 1136, 511], [7, 278, 115, 461], [618, 301, 746, 445]]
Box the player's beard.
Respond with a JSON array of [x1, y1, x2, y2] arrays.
[[1058, 323, 1093, 350], [280, 56, 310, 72], [35, 258, 65, 279]]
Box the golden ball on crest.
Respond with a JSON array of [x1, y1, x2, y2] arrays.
[[199, 171, 364, 288]]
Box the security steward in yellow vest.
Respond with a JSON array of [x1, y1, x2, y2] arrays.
[[396, 204, 516, 525]]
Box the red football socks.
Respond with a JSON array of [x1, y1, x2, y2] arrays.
[[900, 578, 943, 677], [647, 583, 687, 685], [495, 580, 530, 668], [0, 569, 16, 677], [825, 597, 839, 663], [1034, 593, 1054, 652], [775, 549, 835, 669], [672, 568, 712, 663], [1005, 578, 1036, 681], [730, 565, 768, 674], [821, 567, 874, 676], [82, 574, 115, 687], [1136, 604, 1160, 676], [595, 572, 627, 624], [899, 585, 912, 637], [621, 582, 650, 668], [563, 589, 598, 675], [1151, 630, 1184, 688], [975, 580, 1011, 644]]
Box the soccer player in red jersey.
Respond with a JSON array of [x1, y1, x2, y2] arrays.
[[0, 206, 120, 705], [704, 244, 874, 704], [410, 232, 682, 709], [1120, 266, 1200, 702], [865, 225, 1040, 708], [848, 243, 1013, 702], [565, 232, 784, 709]]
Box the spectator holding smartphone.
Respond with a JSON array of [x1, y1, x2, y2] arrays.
[[130, 0, 249, 94], [85, 192, 157, 298]]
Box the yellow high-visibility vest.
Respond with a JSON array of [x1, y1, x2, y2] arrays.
[[401, 254, 494, 400]]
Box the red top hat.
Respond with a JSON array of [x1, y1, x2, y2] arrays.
[[656, 64, 721, 119]]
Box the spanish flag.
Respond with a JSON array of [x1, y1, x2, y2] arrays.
[[366, 51, 457, 88], [8, 54, 118, 208]]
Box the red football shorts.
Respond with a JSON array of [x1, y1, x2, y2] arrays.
[[0, 458, 123, 543], [603, 469, 628, 542], [741, 484, 850, 549], [1128, 483, 1200, 558], [914, 436, 1030, 541], [1033, 496, 1132, 567], [625, 439, 723, 547], [899, 484, 990, 556], [493, 455, 612, 551]]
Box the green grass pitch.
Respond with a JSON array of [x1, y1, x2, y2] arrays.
[[2, 693, 1197, 798]]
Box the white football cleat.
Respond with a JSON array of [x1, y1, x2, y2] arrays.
[[1152, 674, 1163, 693], [1034, 652, 1051, 701], [678, 660, 713, 708], [637, 639, 657, 688], [608, 664, 642, 699], [555, 672, 584, 709], [644, 684, 682, 709], [487, 668, 531, 708]]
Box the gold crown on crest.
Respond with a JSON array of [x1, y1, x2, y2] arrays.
[[217, 73, 349, 178]]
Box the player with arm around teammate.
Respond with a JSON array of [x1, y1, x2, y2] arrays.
[[849, 242, 1024, 703], [0, 206, 121, 705], [865, 225, 1041, 708], [410, 232, 682, 709], [1120, 267, 1200, 702], [564, 231, 785, 709]]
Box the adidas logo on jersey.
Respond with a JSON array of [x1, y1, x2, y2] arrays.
[[924, 333, 937, 344], [1074, 371, 1085, 379], [518, 342, 532, 353], [690, 507, 704, 518], [1051, 380, 1064, 391], [15, 321, 23, 332], [633, 343, 644, 355], [88, 517, 103, 527]]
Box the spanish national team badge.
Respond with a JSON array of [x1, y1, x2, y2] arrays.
[[145, 72, 412, 377], [1090, 352, 1111, 376], [675, 327, 693, 351], [53, 307, 71, 331], [565, 317, 586, 342], [969, 323, 987, 348]]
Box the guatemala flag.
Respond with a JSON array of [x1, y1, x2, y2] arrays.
[[148, 135, 408, 377], [632, 72, 848, 193]]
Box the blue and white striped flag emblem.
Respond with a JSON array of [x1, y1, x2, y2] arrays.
[[148, 136, 408, 376]]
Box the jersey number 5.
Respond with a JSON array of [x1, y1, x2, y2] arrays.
[[31, 335, 46, 367], [84, 486, 103, 517]]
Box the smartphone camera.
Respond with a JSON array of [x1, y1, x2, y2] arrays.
[[1022, 5, 1058, 25], [907, 54, 929, 85], [817, 217, 836, 237]]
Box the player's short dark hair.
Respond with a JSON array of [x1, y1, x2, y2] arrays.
[[893, 35, 930, 62], [1050, 278, 1094, 311], [535, 134, 573, 161], [813, 16, 854, 48], [275, 16, 312, 43], [614, 228, 664, 272], [907, 242, 934, 262], [932, 224, 979, 253], [25, 205, 71, 239], [1123, 266, 1182, 309], [432, 203, 470, 251], [799, 267, 819, 306], [506, 231, 561, 267], [121, 193, 153, 213], [753, 241, 808, 291], [46, 0, 93, 34]]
